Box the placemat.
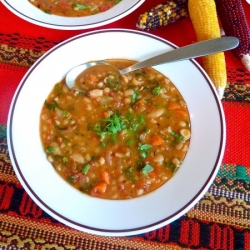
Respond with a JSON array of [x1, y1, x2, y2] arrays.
[[1, 1, 250, 249]]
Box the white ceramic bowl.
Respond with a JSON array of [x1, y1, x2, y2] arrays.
[[2, 0, 144, 30], [7, 29, 226, 236]]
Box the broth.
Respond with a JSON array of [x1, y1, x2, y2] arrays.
[[40, 60, 191, 199]]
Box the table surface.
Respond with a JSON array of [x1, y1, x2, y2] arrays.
[[1, 1, 250, 249]]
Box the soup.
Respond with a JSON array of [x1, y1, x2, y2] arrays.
[[40, 60, 191, 199], [29, 0, 121, 17]]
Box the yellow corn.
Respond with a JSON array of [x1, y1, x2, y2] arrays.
[[188, 0, 227, 99]]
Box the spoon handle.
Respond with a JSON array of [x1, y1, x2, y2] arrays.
[[119, 36, 239, 75]]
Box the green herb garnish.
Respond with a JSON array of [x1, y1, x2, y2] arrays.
[[63, 157, 68, 162], [45, 147, 58, 153], [141, 164, 154, 175], [152, 86, 162, 95], [44, 100, 59, 111], [170, 131, 184, 141], [131, 91, 138, 102], [138, 143, 152, 158], [68, 175, 76, 183], [94, 114, 126, 137], [82, 164, 91, 175], [123, 167, 136, 182], [126, 138, 134, 146], [135, 72, 146, 77], [165, 162, 177, 173], [62, 110, 67, 117], [74, 4, 91, 9], [104, 74, 121, 88]]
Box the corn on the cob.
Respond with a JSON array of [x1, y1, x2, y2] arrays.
[[215, 0, 250, 71], [188, 0, 227, 99], [136, 0, 188, 31]]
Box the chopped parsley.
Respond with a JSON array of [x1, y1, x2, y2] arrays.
[[63, 157, 68, 162], [165, 162, 177, 173], [141, 164, 154, 175], [152, 86, 162, 95], [44, 100, 59, 111], [131, 90, 138, 102], [82, 164, 91, 175], [135, 72, 146, 77], [45, 147, 58, 153], [104, 74, 121, 89], [94, 112, 145, 143], [94, 114, 126, 138], [170, 131, 184, 141], [138, 143, 152, 158], [68, 175, 76, 184], [123, 167, 136, 182], [74, 4, 91, 10]]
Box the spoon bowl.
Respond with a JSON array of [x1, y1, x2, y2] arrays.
[[65, 36, 239, 89]]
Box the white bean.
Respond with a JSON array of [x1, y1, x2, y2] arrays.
[[70, 153, 85, 164], [153, 154, 164, 163], [137, 188, 144, 196], [179, 121, 187, 127], [124, 89, 134, 96], [121, 75, 129, 84], [172, 157, 180, 166], [180, 129, 191, 140], [98, 157, 105, 165], [89, 89, 103, 98], [148, 109, 165, 118]]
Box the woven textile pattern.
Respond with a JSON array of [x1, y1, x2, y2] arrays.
[[1, 29, 250, 249]]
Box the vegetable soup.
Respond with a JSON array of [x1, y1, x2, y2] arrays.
[[29, 0, 121, 17], [40, 60, 191, 200]]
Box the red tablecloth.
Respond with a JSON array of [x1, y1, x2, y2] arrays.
[[1, 1, 250, 249]]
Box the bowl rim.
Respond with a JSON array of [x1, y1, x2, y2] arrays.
[[2, 0, 145, 30]]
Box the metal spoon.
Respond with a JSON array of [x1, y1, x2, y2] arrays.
[[66, 36, 239, 89]]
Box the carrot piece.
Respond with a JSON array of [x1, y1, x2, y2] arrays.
[[103, 111, 109, 118], [92, 181, 107, 194], [176, 110, 188, 117], [101, 171, 110, 184], [151, 135, 165, 146], [134, 100, 146, 112], [88, 74, 99, 83], [168, 102, 181, 110]]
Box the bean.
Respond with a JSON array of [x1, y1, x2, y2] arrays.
[[124, 89, 134, 96], [176, 142, 183, 150], [70, 153, 85, 164], [104, 87, 110, 93], [124, 98, 131, 104], [148, 109, 164, 118], [179, 121, 187, 127], [89, 89, 103, 98], [132, 78, 143, 85], [153, 154, 164, 163], [121, 75, 129, 84], [172, 158, 180, 166], [137, 188, 144, 196], [98, 157, 105, 165], [180, 129, 191, 140]]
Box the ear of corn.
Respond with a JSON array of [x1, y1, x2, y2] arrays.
[[188, 0, 227, 99], [215, 0, 250, 71], [136, 0, 188, 31]]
